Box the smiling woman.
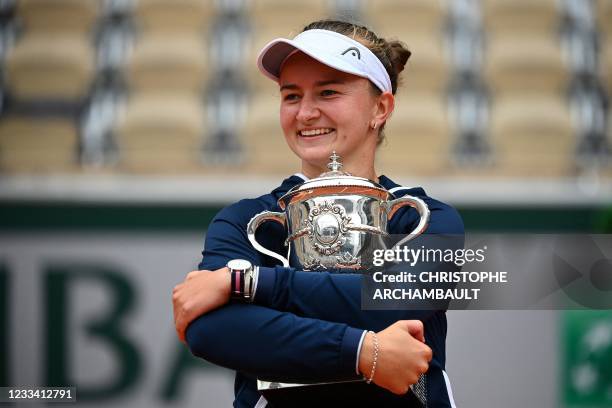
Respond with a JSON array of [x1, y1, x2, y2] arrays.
[[172, 19, 464, 408]]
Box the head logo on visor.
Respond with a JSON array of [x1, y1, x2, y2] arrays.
[[257, 29, 392, 94], [341, 47, 361, 59]]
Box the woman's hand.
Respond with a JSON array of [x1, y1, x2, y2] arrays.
[[358, 320, 432, 395], [173, 267, 231, 343]]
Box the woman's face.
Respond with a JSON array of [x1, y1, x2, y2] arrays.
[[278, 52, 381, 171]]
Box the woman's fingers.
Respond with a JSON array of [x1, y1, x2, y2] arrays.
[[365, 320, 432, 395], [399, 319, 425, 343], [172, 284, 190, 343]]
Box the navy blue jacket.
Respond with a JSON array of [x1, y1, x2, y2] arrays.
[[186, 175, 464, 407]]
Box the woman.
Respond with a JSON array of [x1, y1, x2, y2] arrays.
[[173, 20, 464, 407]]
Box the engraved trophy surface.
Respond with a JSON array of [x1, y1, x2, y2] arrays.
[[246, 152, 431, 394]]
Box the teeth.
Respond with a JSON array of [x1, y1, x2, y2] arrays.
[[300, 128, 333, 136]]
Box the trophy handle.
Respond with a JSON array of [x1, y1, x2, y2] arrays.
[[247, 211, 290, 267], [385, 195, 430, 249]]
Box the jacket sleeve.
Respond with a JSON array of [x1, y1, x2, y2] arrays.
[[254, 267, 435, 332], [186, 303, 363, 383], [186, 203, 364, 381]]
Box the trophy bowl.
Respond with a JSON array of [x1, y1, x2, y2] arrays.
[[247, 152, 430, 271]]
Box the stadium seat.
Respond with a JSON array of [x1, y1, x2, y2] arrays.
[[0, 116, 78, 172], [250, 0, 336, 42], [378, 92, 450, 177], [482, 0, 560, 33], [364, 0, 446, 32], [605, 47, 612, 94], [490, 93, 574, 176], [114, 91, 206, 172], [484, 0, 565, 94], [367, 2, 448, 94], [395, 31, 448, 94], [485, 32, 568, 94], [600, 1, 612, 91], [126, 33, 207, 92], [135, 0, 214, 33], [17, 0, 98, 34], [5, 33, 94, 101], [250, 0, 327, 29], [596, 0, 612, 31], [242, 92, 299, 174]]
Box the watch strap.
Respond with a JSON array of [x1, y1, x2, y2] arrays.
[[230, 268, 245, 300]]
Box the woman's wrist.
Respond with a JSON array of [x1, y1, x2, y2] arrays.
[[216, 267, 231, 301], [358, 331, 374, 377]]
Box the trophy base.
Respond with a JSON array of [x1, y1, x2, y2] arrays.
[[257, 378, 364, 392], [256, 378, 425, 407]]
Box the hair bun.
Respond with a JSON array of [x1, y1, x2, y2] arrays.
[[387, 40, 411, 75]]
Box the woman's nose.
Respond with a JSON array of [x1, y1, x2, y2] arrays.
[[295, 97, 320, 122]]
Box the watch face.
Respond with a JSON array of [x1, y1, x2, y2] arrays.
[[227, 259, 252, 270]]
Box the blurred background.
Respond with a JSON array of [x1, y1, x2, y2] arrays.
[[0, 0, 611, 407]]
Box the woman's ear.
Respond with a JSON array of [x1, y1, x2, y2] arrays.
[[373, 92, 395, 126]]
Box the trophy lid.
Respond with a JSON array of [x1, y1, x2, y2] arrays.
[[278, 151, 390, 209]]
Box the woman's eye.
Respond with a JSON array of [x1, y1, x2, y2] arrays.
[[283, 93, 300, 101], [321, 89, 338, 97]]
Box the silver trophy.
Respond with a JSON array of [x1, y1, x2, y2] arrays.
[[247, 152, 430, 395], [248, 151, 430, 270]]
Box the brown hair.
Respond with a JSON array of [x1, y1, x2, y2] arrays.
[[302, 19, 411, 144]]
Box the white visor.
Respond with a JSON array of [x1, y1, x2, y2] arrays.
[[257, 29, 392, 94]]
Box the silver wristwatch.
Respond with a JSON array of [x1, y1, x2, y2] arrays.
[[227, 259, 257, 302]]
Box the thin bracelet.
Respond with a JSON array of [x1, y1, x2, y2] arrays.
[[366, 331, 378, 384]]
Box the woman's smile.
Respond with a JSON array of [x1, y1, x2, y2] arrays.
[[298, 127, 335, 137], [296, 128, 337, 146]]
